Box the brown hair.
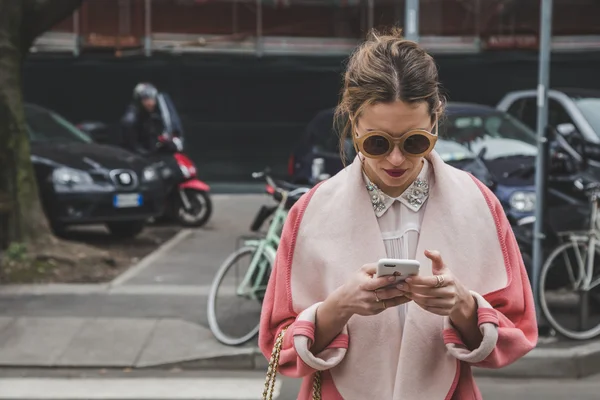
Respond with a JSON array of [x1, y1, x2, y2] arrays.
[[335, 27, 446, 163]]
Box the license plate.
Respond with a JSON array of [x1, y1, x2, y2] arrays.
[[113, 193, 143, 208]]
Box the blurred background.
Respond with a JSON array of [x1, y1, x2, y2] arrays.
[[24, 0, 600, 181]]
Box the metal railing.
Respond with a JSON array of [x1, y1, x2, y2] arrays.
[[30, 0, 600, 57]]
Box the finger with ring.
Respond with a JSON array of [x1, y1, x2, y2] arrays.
[[435, 275, 445, 288]]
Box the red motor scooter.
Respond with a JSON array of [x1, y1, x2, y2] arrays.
[[156, 134, 213, 228], [78, 91, 212, 228]]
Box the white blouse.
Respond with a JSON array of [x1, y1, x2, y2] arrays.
[[362, 160, 431, 323]]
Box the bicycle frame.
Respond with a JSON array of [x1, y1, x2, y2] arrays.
[[561, 189, 600, 291], [585, 194, 600, 290], [235, 191, 291, 301]]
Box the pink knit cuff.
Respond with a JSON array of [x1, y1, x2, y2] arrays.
[[443, 291, 499, 364], [292, 302, 349, 371]]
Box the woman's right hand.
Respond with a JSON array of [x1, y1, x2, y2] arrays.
[[333, 263, 411, 318], [311, 264, 410, 354]]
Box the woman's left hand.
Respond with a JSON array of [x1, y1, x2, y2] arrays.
[[399, 250, 476, 319]]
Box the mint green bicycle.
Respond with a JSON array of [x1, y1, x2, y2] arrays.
[[207, 169, 310, 345]]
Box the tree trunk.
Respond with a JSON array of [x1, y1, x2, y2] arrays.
[[0, 1, 42, 246], [0, 0, 82, 248]]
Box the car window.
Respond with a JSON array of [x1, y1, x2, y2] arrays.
[[506, 98, 525, 120], [435, 139, 476, 162], [25, 105, 92, 144], [548, 99, 576, 128], [520, 97, 538, 130], [441, 112, 538, 159], [571, 97, 600, 137]]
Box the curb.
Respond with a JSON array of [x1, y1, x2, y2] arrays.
[[140, 349, 268, 372], [475, 340, 600, 379], [0, 334, 598, 379], [151, 342, 600, 379]]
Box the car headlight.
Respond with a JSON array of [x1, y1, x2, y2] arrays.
[[52, 167, 93, 186], [509, 191, 536, 212], [143, 166, 158, 182]]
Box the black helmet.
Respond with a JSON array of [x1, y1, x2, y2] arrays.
[[133, 83, 158, 102]]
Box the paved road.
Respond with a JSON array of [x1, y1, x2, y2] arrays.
[[1, 369, 600, 400]]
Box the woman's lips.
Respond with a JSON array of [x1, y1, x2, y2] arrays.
[[384, 169, 407, 178]]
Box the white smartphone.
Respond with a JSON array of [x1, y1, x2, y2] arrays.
[[375, 258, 420, 283]]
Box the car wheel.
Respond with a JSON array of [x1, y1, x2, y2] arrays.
[[106, 221, 146, 238]]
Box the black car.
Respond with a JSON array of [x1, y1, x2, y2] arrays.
[[288, 108, 354, 185], [26, 103, 166, 238]]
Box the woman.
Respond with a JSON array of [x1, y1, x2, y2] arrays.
[[259, 28, 537, 400]]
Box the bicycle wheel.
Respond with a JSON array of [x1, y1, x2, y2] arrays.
[[207, 245, 273, 346], [539, 239, 600, 340]]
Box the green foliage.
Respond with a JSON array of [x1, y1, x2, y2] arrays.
[[5, 242, 27, 261]]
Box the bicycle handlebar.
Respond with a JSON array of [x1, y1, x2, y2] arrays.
[[252, 168, 307, 201], [252, 169, 277, 190]]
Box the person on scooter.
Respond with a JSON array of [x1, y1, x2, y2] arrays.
[[120, 82, 181, 155]]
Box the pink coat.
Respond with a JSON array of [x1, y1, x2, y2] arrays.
[[259, 151, 538, 399]]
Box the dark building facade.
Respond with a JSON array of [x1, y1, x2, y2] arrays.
[[24, 0, 600, 181]]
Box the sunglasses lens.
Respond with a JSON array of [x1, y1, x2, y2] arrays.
[[403, 134, 431, 155], [362, 135, 391, 156]]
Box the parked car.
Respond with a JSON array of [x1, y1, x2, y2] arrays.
[[288, 103, 536, 222], [441, 102, 539, 223], [497, 88, 600, 173], [26, 103, 165, 238], [288, 108, 353, 185], [497, 88, 600, 142]]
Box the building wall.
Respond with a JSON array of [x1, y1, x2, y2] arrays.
[[23, 49, 600, 181], [50, 0, 600, 46]]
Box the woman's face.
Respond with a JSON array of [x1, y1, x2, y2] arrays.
[[355, 100, 434, 196]]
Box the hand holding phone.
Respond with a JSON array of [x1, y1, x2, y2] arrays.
[[375, 258, 420, 285]]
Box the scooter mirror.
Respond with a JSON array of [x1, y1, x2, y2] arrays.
[[556, 123, 577, 136]]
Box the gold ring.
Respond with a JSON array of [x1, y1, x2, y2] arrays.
[[382, 300, 387, 309], [374, 290, 381, 302], [435, 275, 445, 288]]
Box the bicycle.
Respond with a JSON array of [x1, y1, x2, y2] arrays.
[[207, 169, 310, 346], [539, 177, 600, 340]]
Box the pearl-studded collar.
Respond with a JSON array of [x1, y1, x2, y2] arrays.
[[363, 161, 430, 217]]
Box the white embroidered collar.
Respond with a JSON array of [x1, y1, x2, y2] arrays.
[[363, 160, 430, 217]]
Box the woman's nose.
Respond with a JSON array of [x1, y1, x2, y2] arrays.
[[387, 145, 406, 166]]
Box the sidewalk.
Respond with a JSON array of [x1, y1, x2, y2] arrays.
[[0, 316, 262, 370]]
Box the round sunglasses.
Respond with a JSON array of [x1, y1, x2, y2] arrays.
[[354, 120, 438, 159]]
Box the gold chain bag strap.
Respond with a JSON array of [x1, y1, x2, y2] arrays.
[[262, 326, 322, 400]]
